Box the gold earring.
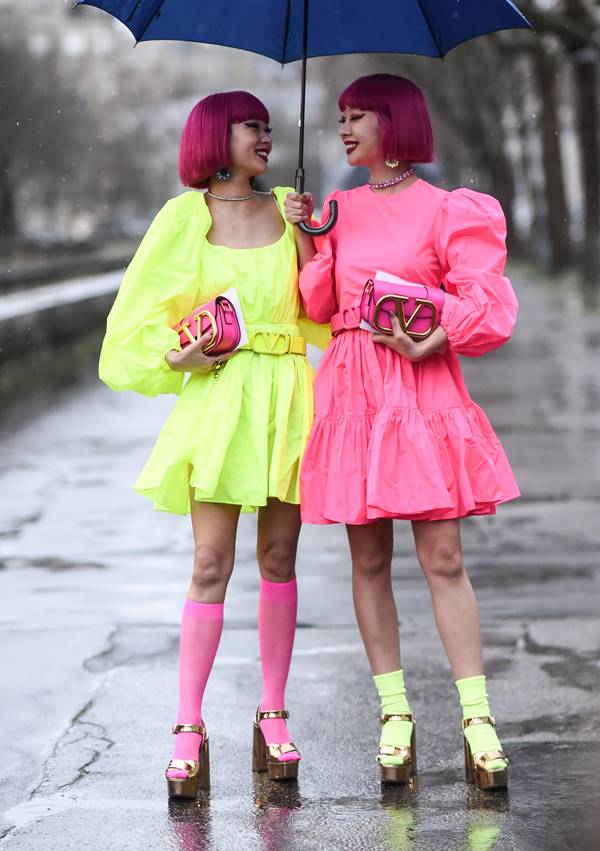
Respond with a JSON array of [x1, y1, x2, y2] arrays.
[[385, 158, 400, 169]]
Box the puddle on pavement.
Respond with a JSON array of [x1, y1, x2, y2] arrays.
[[0, 556, 105, 571], [469, 563, 595, 588]]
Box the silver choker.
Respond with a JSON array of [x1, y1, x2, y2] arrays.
[[206, 188, 273, 202], [368, 167, 416, 191], [206, 189, 254, 201]]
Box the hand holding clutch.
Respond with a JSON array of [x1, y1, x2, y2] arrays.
[[173, 294, 241, 355], [360, 270, 445, 341]]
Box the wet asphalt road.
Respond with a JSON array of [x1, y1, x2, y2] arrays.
[[1, 269, 599, 851]]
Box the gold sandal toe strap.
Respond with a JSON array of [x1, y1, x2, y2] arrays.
[[171, 723, 206, 736], [267, 742, 300, 760], [166, 758, 200, 779], [256, 709, 290, 722], [378, 744, 411, 761], [473, 750, 508, 769], [463, 715, 496, 729], [380, 713, 413, 725]]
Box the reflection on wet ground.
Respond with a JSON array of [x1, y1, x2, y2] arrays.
[[160, 741, 600, 850]]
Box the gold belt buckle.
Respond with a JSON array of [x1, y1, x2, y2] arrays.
[[252, 331, 291, 355]]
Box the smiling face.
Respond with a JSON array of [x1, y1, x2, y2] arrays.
[[338, 107, 382, 168], [229, 119, 272, 176]]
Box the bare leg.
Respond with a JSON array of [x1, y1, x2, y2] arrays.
[[255, 499, 302, 757], [346, 520, 399, 675], [167, 500, 240, 781], [411, 518, 483, 679], [188, 499, 241, 602], [256, 498, 301, 583], [347, 521, 414, 771], [412, 519, 508, 779]]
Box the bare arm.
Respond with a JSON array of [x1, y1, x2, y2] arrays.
[[285, 192, 317, 270]]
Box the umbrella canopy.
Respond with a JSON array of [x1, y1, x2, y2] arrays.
[[75, 0, 531, 233], [76, 0, 529, 61]]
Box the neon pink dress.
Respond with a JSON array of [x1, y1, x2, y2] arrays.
[[299, 179, 520, 525]]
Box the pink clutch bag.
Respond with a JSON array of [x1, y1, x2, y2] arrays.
[[360, 271, 445, 340], [173, 295, 241, 355]]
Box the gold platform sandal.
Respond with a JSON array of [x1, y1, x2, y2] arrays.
[[463, 716, 508, 790], [165, 723, 210, 798], [252, 709, 300, 781], [377, 713, 417, 785]]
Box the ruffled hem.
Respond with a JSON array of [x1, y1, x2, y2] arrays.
[[135, 350, 314, 514], [300, 403, 520, 525]]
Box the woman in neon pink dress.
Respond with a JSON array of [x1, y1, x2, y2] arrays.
[[286, 74, 519, 791]]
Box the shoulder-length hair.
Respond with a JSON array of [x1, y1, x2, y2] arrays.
[[338, 74, 434, 163], [179, 91, 270, 188]]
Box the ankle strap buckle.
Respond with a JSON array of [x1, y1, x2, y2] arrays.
[[463, 715, 496, 729], [256, 709, 290, 722], [380, 713, 413, 725], [172, 723, 206, 735], [473, 749, 508, 768]]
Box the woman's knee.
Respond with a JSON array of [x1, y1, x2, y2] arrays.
[[191, 545, 234, 595], [419, 544, 464, 583], [257, 540, 296, 582], [352, 549, 392, 581]]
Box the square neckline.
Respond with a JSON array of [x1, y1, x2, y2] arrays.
[[201, 190, 288, 251]]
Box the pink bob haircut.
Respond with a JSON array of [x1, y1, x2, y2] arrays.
[[179, 91, 270, 188], [339, 74, 434, 164]]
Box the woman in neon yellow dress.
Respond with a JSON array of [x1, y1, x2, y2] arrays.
[[99, 91, 318, 797]]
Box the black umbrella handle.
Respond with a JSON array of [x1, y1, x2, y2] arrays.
[[295, 168, 338, 236]]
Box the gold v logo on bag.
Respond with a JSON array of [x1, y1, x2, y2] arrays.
[[179, 311, 218, 349], [373, 295, 438, 338]]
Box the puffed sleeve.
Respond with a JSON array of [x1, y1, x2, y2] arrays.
[[297, 192, 339, 324], [437, 188, 518, 357], [99, 195, 205, 396]]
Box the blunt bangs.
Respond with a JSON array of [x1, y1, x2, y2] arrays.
[[179, 91, 270, 188], [338, 74, 434, 164]]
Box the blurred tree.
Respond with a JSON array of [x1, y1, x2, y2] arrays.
[[520, 0, 600, 298], [0, 19, 169, 244]]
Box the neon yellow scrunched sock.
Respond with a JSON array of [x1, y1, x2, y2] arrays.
[[373, 669, 413, 767], [456, 675, 507, 772]]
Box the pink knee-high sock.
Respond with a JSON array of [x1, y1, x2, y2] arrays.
[[168, 599, 223, 779], [258, 577, 300, 761]]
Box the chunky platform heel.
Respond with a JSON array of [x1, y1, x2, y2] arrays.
[[463, 716, 508, 790], [377, 713, 417, 785], [166, 723, 210, 798], [252, 709, 300, 781]]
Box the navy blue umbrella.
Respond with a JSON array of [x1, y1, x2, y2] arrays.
[[75, 0, 531, 233]]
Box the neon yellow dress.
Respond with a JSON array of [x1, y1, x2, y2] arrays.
[[99, 187, 324, 514]]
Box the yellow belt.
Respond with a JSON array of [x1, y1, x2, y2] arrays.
[[241, 331, 306, 356]]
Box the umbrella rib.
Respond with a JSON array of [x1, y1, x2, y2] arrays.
[[280, 0, 292, 65], [414, 0, 444, 57], [135, 0, 168, 43]]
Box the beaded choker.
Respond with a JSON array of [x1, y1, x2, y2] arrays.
[[368, 167, 416, 192]]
